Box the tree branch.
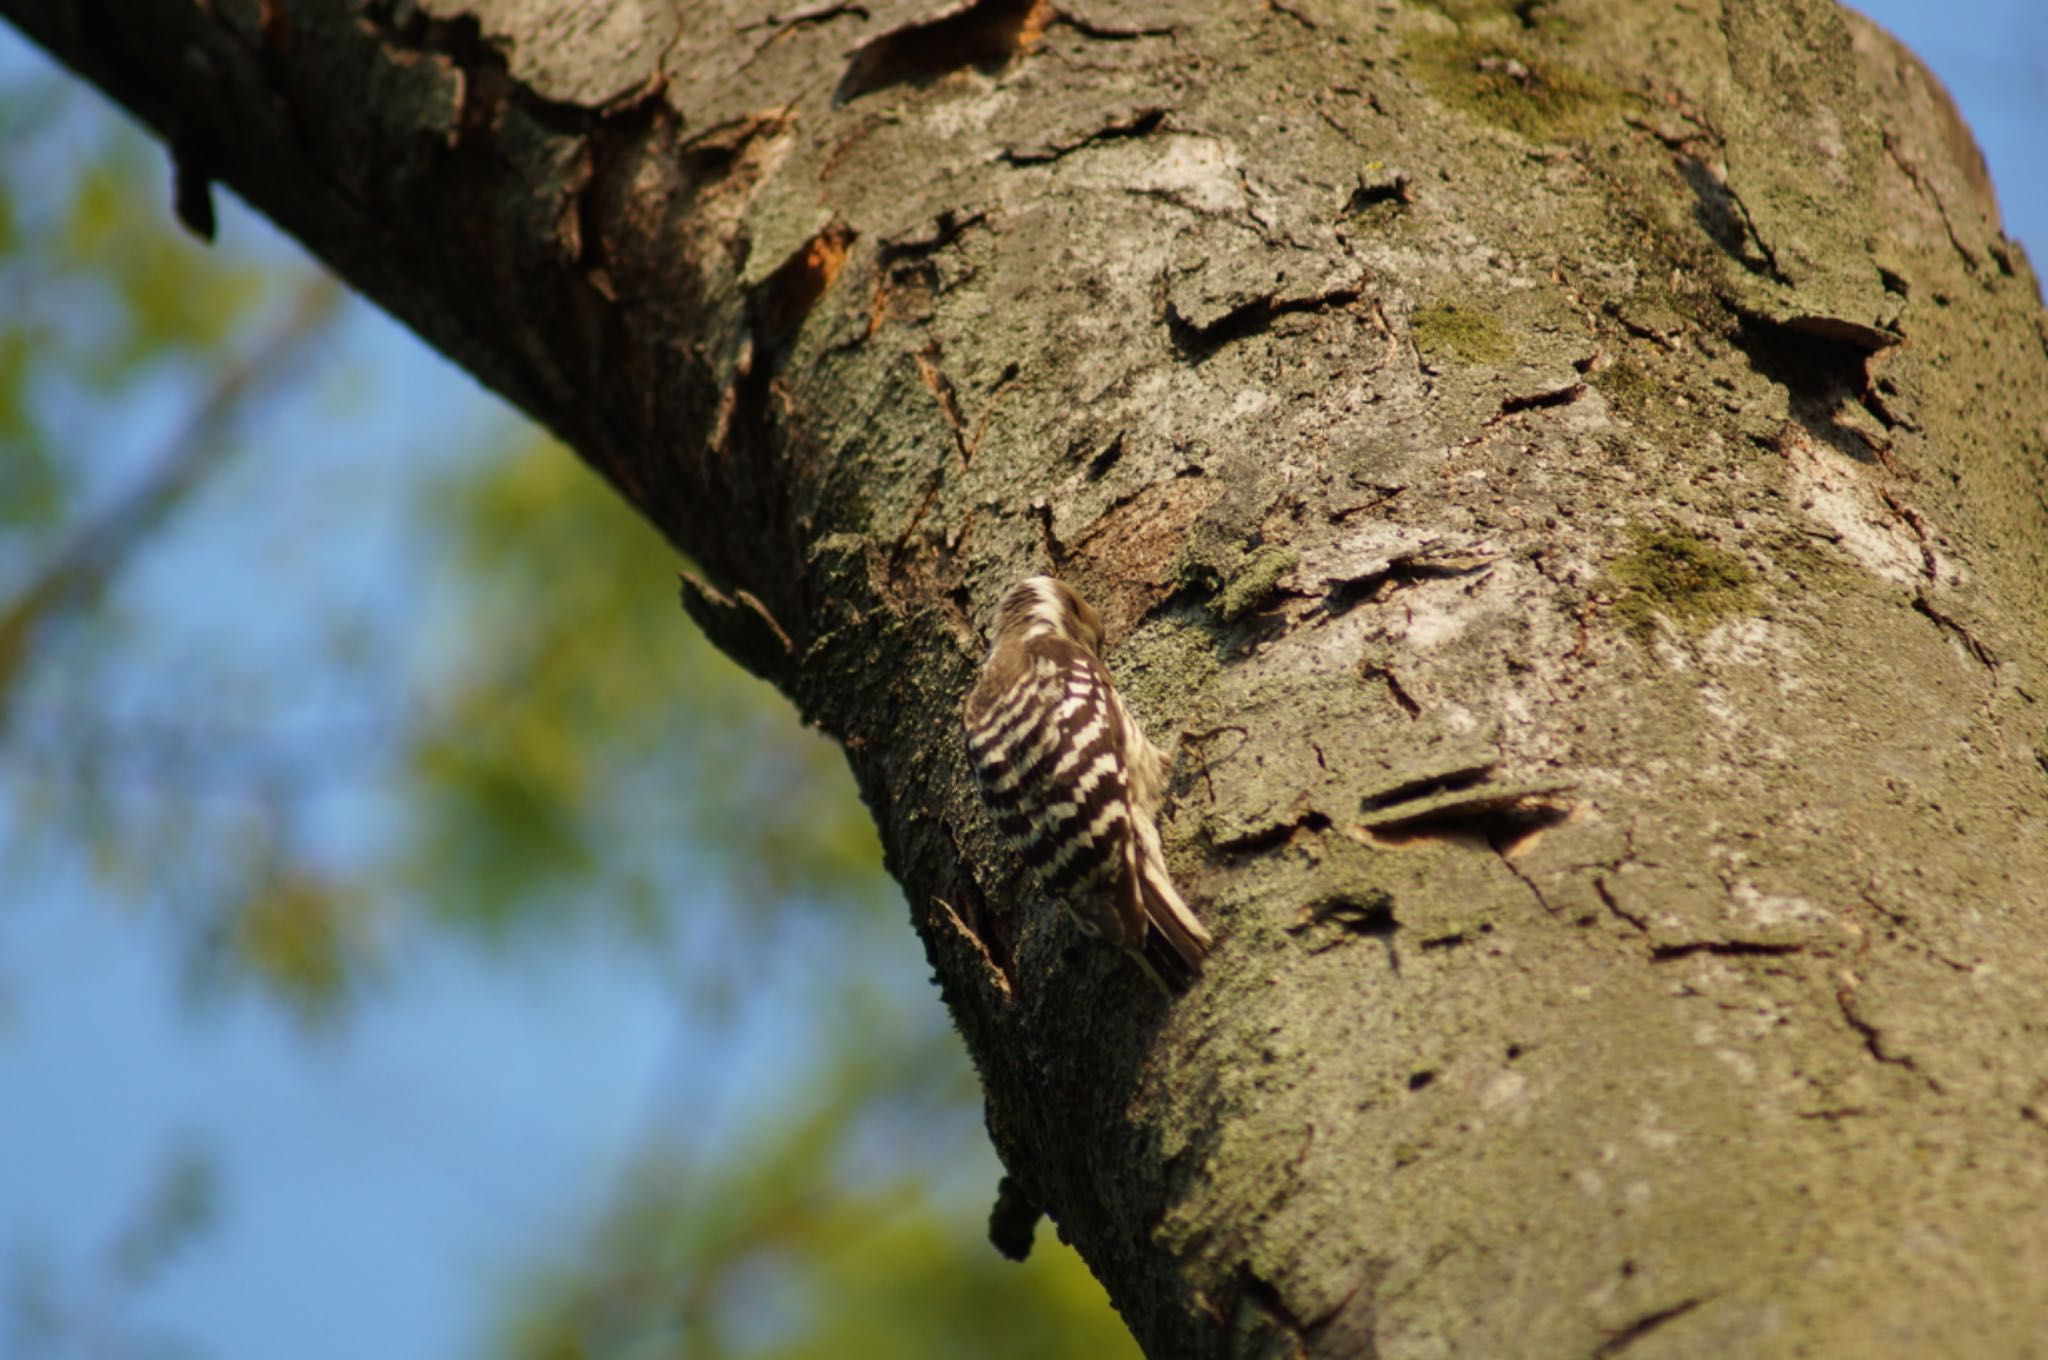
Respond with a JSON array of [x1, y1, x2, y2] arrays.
[[6, 0, 2048, 1353]]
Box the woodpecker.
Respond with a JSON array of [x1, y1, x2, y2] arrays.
[[962, 575, 1212, 991]]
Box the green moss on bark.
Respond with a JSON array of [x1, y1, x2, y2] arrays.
[[1402, 27, 1622, 142], [1216, 546, 1299, 622], [1605, 527, 1757, 639], [1412, 302, 1514, 365]]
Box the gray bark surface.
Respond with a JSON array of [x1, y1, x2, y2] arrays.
[[10, 0, 2048, 1353]]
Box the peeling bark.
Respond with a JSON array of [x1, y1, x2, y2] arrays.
[[8, 0, 2048, 1354]]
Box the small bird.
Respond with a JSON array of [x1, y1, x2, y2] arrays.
[[962, 575, 1213, 991]]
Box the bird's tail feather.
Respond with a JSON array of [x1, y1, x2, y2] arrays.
[[1127, 820, 1212, 994]]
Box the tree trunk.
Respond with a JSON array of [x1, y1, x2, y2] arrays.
[[11, 0, 2048, 1353]]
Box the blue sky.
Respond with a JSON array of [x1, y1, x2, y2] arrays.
[[0, 6, 2041, 1360], [7, 903, 675, 1358], [1856, 0, 2046, 264]]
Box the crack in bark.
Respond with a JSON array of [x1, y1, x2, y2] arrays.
[[1669, 149, 1788, 286], [1165, 283, 1367, 360], [1179, 724, 1250, 804], [1622, 110, 1707, 153], [1359, 764, 1496, 813], [1717, 174, 1789, 287], [1880, 124, 1981, 271], [1081, 430, 1124, 480], [877, 208, 990, 265], [835, 0, 1050, 105], [1605, 301, 1685, 351], [1361, 772, 1573, 841], [865, 209, 991, 338], [1360, 662, 1421, 717], [1649, 939, 1804, 962], [889, 382, 983, 582], [1229, 1261, 1386, 1360], [1231, 1269, 1312, 1358], [1214, 807, 1331, 856], [1731, 308, 1895, 391], [1044, 8, 1176, 41], [1797, 1105, 1870, 1122], [1264, 0, 1320, 31], [395, 25, 680, 282], [932, 884, 1013, 999], [1595, 876, 1807, 961], [836, 1, 1166, 107], [752, 220, 858, 355], [1860, 360, 1920, 435], [1419, 924, 1492, 950], [738, 2, 871, 74], [913, 342, 972, 463], [1874, 485, 1940, 579], [1594, 874, 1649, 933], [1326, 483, 1405, 523], [1497, 849, 1558, 914], [893, 469, 950, 559], [1356, 788, 1573, 847], [1289, 889, 1399, 957], [1343, 172, 1413, 215], [1911, 594, 1998, 668], [677, 571, 796, 683], [1324, 551, 1493, 615], [1000, 107, 1165, 165], [1030, 495, 1066, 567], [1835, 983, 1938, 1090], [1495, 380, 1586, 418], [1591, 1296, 1704, 1356], [1731, 310, 1901, 466]]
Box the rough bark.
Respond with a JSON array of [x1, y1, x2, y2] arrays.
[[10, 0, 2048, 1353]]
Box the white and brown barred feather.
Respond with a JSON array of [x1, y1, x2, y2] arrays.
[[963, 576, 1212, 992]]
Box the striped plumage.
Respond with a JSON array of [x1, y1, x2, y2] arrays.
[[962, 576, 1212, 992]]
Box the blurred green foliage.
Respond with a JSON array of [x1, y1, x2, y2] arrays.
[[408, 436, 892, 946], [0, 75, 275, 543], [0, 48, 1139, 1360], [500, 1019, 1137, 1360], [108, 1146, 220, 1289]]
